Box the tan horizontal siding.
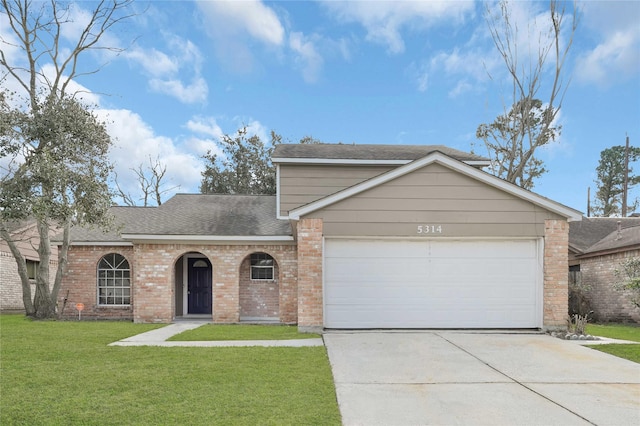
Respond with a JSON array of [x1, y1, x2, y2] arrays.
[[303, 162, 562, 238], [279, 164, 394, 216]]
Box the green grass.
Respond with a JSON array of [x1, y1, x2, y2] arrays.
[[589, 344, 640, 363], [167, 324, 320, 341], [585, 323, 640, 342], [585, 323, 640, 364], [0, 314, 341, 425]]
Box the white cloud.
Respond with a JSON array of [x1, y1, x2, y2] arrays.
[[197, 0, 284, 73], [289, 32, 324, 83], [96, 108, 204, 203], [149, 76, 208, 104], [198, 0, 284, 46], [575, 2, 640, 86], [185, 116, 225, 140], [126, 47, 178, 77], [125, 35, 208, 104], [321, 0, 474, 54]]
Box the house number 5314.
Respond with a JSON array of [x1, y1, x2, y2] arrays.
[[417, 225, 442, 234]]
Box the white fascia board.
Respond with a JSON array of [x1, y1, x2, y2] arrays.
[[272, 157, 409, 165], [68, 241, 134, 246], [289, 152, 582, 221], [464, 160, 492, 167], [272, 157, 489, 167], [121, 234, 295, 243]]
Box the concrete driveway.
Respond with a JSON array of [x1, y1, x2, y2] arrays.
[[324, 332, 640, 426]]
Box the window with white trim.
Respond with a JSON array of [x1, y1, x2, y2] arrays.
[[97, 253, 131, 305], [250, 253, 274, 280]]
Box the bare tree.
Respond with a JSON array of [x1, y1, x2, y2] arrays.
[[0, 0, 134, 318], [476, 0, 579, 190], [115, 156, 179, 206]]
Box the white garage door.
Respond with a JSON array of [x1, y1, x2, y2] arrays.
[[324, 239, 541, 329]]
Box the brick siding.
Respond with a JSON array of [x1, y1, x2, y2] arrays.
[[58, 245, 134, 320], [1, 251, 58, 312], [296, 218, 324, 329], [59, 243, 297, 324], [543, 219, 569, 329], [239, 255, 280, 318], [580, 249, 640, 323]]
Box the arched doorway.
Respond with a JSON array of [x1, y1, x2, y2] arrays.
[[175, 253, 212, 317]]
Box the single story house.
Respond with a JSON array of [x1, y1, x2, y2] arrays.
[[569, 217, 640, 323], [58, 144, 581, 331], [1, 220, 57, 311]]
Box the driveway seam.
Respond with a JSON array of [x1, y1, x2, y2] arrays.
[[436, 332, 598, 426]]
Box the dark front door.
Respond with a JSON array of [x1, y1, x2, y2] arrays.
[[188, 258, 212, 314]]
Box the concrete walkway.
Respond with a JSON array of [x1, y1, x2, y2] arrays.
[[325, 331, 640, 426], [109, 321, 324, 347]]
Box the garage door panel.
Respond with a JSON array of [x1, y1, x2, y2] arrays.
[[324, 239, 540, 329]]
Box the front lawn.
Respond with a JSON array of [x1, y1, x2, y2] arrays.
[[168, 324, 320, 341], [586, 323, 640, 342], [585, 323, 640, 364], [0, 315, 340, 425]]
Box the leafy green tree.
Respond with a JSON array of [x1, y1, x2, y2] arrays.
[[200, 127, 280, 195], [1, 94, 113, 318], [476, 0, 578, 190], [476, 98, 560, 190], [592, 145, 640, 217], [0, 0, 133, 318]]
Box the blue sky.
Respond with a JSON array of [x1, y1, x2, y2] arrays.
[[2, 1, 639, 213]]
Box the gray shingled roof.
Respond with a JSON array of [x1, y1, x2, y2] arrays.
[[272, 143, 489, 162], [69, 206, 157, 242], [126, 194, 290, 236], [569, 217, 640, 254], [68, 194, 291, 242]]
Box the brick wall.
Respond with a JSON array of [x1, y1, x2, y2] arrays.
[[60, 243, 297, 324], [581, 249, 640, 323], [297, 218, 323, 330], [543, 219, 569, 329], [58, 246, 134, 320], [239, 255, 280, 318], [1, 251, 58, 312]]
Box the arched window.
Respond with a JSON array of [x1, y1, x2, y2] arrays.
[[97, 253, 131, 305], [250, 253, 274, 280]]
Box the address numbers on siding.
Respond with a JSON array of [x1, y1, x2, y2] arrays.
[[417, 225, 442, 234]]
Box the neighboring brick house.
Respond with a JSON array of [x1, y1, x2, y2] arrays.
[[569, 217, 640, 323], [58, 144, 581, 330], [1, 220, 57, 311]]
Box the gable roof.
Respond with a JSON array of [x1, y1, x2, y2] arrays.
[[70, 194, 292, 244], [569, 217, 640, 255], [288, 151, 582, 221], [272, 143, 490, 166]]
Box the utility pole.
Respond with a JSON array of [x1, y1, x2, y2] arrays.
[[622, 134, 630, 217], [587, 187, 591, 217]]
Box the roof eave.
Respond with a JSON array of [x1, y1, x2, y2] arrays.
[[120, 234, 295, 245], [272, 157, 490, 167]]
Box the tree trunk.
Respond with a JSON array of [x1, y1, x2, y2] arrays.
[[32, 218, 56, 319], [52, 219, 70, 304]]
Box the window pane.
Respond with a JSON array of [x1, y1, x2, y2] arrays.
[[97, 253, 131, 305]]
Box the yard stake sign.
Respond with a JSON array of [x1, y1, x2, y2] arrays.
[[75, 303, 85, 320]]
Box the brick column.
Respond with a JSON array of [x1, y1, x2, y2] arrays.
[[543, 219, 569, 330], [297, 218, 323, 332], [133, 244, 173, 323]]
